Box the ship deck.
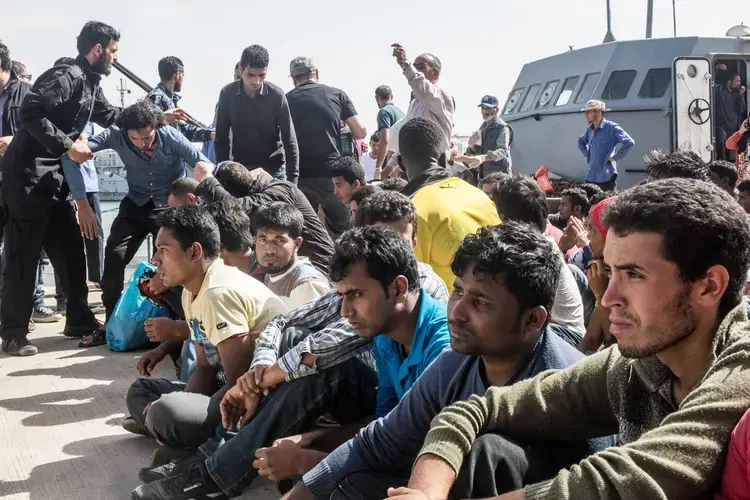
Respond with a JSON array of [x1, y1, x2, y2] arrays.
[[0, 282, 276, 500]]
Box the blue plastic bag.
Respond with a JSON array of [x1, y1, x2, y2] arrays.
[[107, 261, 169, 352]]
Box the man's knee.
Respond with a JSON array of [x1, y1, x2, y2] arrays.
[[333, 473, 404, 500], [145, 395, 182, 444]]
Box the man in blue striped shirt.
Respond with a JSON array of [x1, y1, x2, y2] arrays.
[[577, 100, 635, 191]]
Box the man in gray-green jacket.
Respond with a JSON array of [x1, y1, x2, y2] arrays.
[[401, 178, 750, 500]]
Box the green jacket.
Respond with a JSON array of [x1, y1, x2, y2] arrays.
[[418, 303, 750, 499]]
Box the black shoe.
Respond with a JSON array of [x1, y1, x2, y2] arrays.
[[1, 338, 38, 356], [63, 319, 104, 338], [139, 452, 205, 484], [131, 464, 226, 500]]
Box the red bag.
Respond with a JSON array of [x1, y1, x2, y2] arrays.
[[534, 165, 554, 194]]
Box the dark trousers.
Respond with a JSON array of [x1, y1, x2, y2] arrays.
[[591, 173, 617, 193], [84, 192, 104, 283], [298, 176, 350, 237], [202, 356, 377, 497], [101, 197, 160, 320], [717, 126, 731, 161], [332, 433, 592, 500], [1, 197, 95, 341], [126, 377, 227, 449]]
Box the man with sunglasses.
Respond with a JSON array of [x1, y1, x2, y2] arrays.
[[383, 44, 454, 178], [11, 61, 30, 82]]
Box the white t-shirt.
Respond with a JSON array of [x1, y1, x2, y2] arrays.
[[545, 238, 585, 334], [361, 153, 378, 181]]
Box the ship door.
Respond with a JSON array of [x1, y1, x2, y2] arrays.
[[672, 57, 713, 161]]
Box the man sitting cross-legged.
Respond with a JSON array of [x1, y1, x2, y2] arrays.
[[131, 226, 450, 500], [285, 221, 613, 500], [251, 201, 331, 308], [124, 206, 288, 465], [401, 179, 750, 500]]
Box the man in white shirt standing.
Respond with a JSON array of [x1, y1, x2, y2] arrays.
[[383, 44, 454, 178], [360, 132, 380, 181]]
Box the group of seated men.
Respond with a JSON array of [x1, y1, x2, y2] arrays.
[[112, 111, 750, 500]]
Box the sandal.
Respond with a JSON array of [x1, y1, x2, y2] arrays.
[[79, 330, 107, 348]]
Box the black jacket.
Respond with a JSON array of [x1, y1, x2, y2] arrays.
[[1, 70, 32, 137], [0, 55, 119, 194], [196, 176, 334, 274]]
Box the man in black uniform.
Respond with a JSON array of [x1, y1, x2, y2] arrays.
[[0, 21, 121, 356], [286, 57, 367, 237]]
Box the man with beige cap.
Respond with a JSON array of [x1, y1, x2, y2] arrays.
[[577, 99, 634, 191]]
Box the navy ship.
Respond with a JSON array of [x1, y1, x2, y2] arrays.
[[504, 0, 750, 188], [94, 150, 128, 201]]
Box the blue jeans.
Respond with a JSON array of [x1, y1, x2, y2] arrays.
[[33, 258, 46, 310], [201, 355, 377, 496]]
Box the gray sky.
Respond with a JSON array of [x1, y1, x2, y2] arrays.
[[2, 0, 741, 135]]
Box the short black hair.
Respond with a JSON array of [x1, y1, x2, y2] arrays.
[[350, 185, 381, 205], [76, 21, 120, 56], [379, 177, 407, 192], [215, 162, 255, 197], [739, 180, 750, 194], [645, 150, 711, 182], [492, 176, 548, 232], [251, 201, 305, 239], [158, 56, 184, 81], [11, 60, 25, 75], [0, 41, 10, 72], [481, 172, 511, 188], [355, 191, 418, 238], [156, 205, 221, 260], [331, 156, 366, 186], [375, 85, 393, 100], [206, 200, 254, 253], [561, 187, 591, 216], [370, 131, 381, 143], [330, 226, 421, 295], [116, 99, 166, 131], [708, 160, 739, 188], [168, 177, 199, 198], [589, 190, 615, 207], [578, 182, 604, 200], [398, 117, 447, 165], [240, 45, 269, 69], [604, 178, 750, 316], [452, 221, 561, 317]]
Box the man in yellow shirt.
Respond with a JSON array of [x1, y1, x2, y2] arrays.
[[398, 118, 501, 291], [125, 205, 287, 466]]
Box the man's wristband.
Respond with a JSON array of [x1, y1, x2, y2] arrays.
[[400, 60, 411, 71]]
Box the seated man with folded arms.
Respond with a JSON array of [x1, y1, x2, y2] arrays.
[[400, 179, 750, 500], [251, 201, 331, 308], [131, 226, 450, 500], [286, 221, 613, 500], [124, 206, 287, 465], [331, 156, 367, 205], [491, 176, 586, 344]]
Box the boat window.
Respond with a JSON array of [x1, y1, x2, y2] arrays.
[[536, 80, 559, 109], [520, 84, 541, 112], [503, 88, 524, 114], [638, 68, 671, 98], [556, 76, 580, 106], [601, 70, 637, 100], [575, 72, 601, 104]]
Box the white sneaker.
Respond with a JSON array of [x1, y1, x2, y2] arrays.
[[31, 305, 64, 323]]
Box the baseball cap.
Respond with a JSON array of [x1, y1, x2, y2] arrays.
[[290, 57, 316, 77], [478, 95, 500, 108]]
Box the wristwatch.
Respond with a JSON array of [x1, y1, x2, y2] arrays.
[[400, 60, 411, 71]]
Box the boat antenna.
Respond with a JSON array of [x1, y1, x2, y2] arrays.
[[603, 0, 616, 43], [672, 0, 677, 37], [646, 0, 654, 38], [116, 78, 131, 108]]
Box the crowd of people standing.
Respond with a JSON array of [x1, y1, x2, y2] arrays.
[[4, 19, 750, 500]]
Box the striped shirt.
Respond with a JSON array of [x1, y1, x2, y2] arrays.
[[251, 262, 449, 381]]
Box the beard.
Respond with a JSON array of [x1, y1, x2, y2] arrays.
[[92, 56, 112, 76], [174, 81, 183, 93], [618, 285, 696, 359], [259, 256, 295, 275]]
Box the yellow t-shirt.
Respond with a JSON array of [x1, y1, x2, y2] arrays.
[[182, 259, 289, 367]]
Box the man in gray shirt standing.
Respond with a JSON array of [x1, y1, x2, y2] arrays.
[[215, 45, 299, 184]]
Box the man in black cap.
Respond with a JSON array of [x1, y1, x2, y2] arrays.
[[286, 56, 367, 236], [215, 45, 299, 183], [461, 95, 512, 180]]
